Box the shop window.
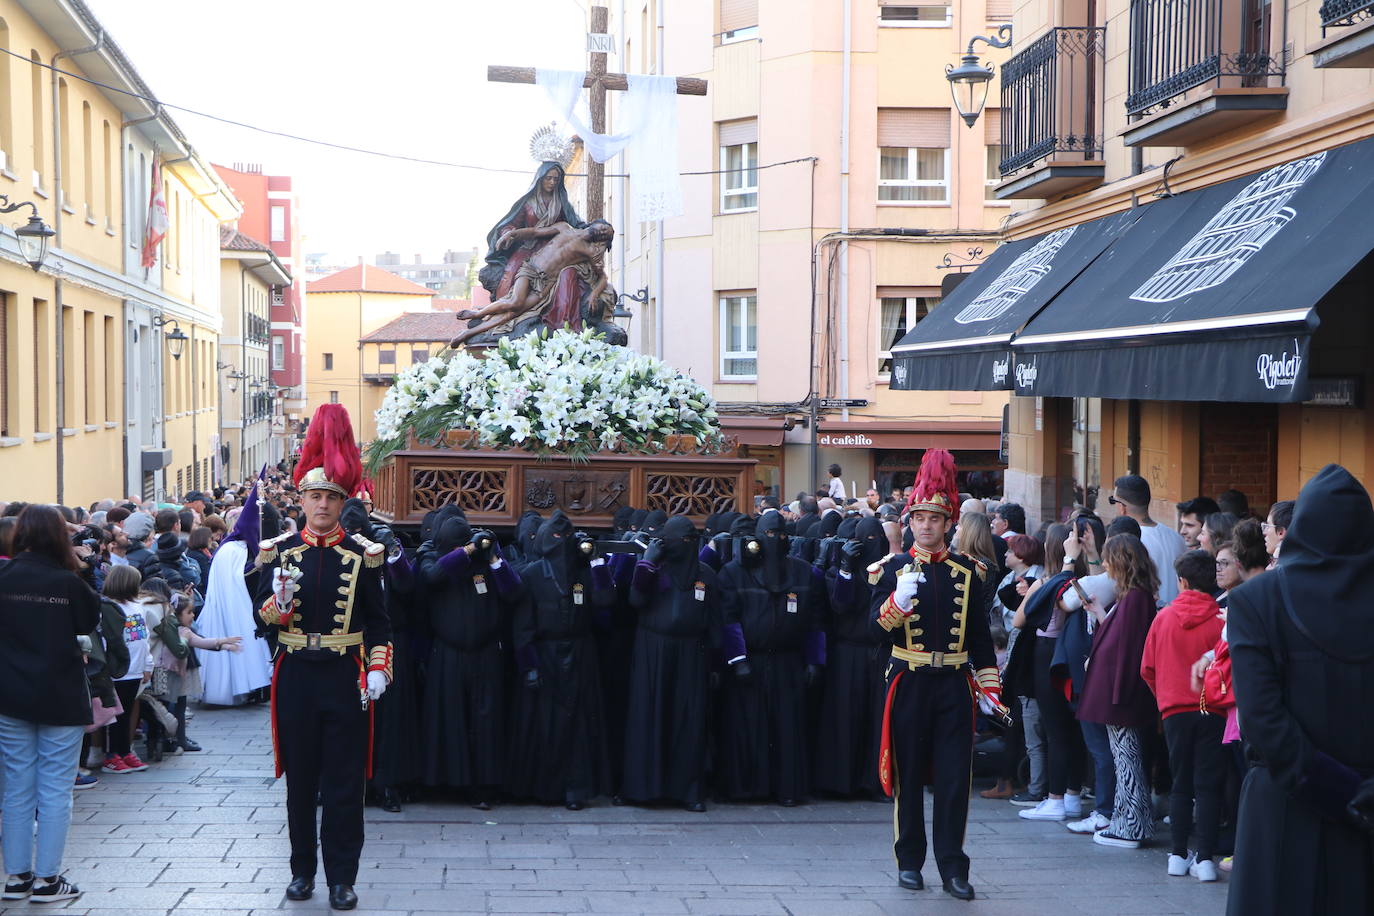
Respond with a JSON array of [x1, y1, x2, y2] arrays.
[[878, 296, 935, 376]]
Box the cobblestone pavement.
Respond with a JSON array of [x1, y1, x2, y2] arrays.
[[1, 704, 1230, 915]]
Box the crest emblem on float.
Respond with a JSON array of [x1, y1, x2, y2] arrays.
[[1131, 153, 1326, 304], [955, 227, 1077, 324]]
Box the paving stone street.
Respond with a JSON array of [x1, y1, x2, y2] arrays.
[[1, 704, 1230, 916]]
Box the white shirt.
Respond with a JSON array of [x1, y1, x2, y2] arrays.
[[828, 478, 846, 500], [1138, 521, 1187, 607]]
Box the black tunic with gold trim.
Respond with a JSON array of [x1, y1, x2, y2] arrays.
[[869, 544, 997, 884], [253, 525, 392, 888]]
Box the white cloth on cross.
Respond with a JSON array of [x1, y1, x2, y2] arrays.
[[536, 68, 683, 223]]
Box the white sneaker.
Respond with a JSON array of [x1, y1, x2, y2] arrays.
[[1190, 859, 1219, 882], [1019, 797, 1067, 821], [1063, 793, 1083, 818], [1168, 852, 1196, 877], [1093, 830, 1141, 849], [1066, 812, 1110, 834]]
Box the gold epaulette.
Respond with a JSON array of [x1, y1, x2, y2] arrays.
[[867, 552, 896, 586], [351, 533, 386, 568], [256, 531, 292, 566], [971, 557, 988, 581]]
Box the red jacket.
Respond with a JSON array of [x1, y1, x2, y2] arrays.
[[1140, 589, 1225, 719]]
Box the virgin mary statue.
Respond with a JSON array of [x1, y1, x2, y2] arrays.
[[477, 160, 585, 301]]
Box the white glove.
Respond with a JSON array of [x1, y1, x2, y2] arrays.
[[366, 670, 389, 701], [893, 571, 922, 613], [272, 566, 302, 607]]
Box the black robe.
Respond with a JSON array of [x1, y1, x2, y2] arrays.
[[716, 553, 825, 802], [417, 544, 516, 792], [1227, 465, 1374, 915], [371, 550, 423, 789], [507, 551, 615, 804], [621, 559, 719, 805], [812, 564, 886, 797], [598, 550, 639, 795]]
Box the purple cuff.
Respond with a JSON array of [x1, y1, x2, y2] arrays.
[[589, 561, 614, 595], [829, 570, 855, 606], [435, 548, 472, 578], [721, 622, 746, 662], [487, 558, 521, 595], [1297, 749, 1363, 823], [515, 643, 539, 673], [805, 629, 827, 667], [631, 561, 661, 594], [698, 544, 721, 571], [386, 553, 414, 590], [608, 552, 637, 588]]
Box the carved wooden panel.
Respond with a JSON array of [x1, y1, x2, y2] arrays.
[[374, 462, 396, 517], [525, 469, 630, 516], [645, 472, 738, 517], [411, 466, 508, 513]]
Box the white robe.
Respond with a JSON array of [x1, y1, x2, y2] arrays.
[[196, 540, 273, 705]]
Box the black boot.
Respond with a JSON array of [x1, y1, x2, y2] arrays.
[[285, 876, 313, 900], [898, 870, 924, 890], [942, 877, 976, 901], [379, 788, 402, 813], [328, 885, 358, 910]]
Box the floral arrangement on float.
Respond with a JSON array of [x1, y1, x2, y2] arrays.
[[365, 329, 723, 472]]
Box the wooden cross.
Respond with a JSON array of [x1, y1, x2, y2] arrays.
[[487, 4, 707, 222]]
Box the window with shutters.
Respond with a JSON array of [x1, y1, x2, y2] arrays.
[[719, 0, 759, 43], [378, 349, 396, 366], [877, 294, 937, 377], [272, 336, 284, 371], [719, 294, 758, 380], [878, 1, 952, 26], [719, 119, 759, 212], [322, 352, 333, 371], [877, 109, 951, 203], [986, 0, 1012, 19]]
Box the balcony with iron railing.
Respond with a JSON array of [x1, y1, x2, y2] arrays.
[[996, 27, 1107, 200], [1314, 0, 1374, 67], [1123, 0, 1287, 147]]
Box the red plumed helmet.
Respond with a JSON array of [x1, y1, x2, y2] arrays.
[[294, 404, 363, 499], [906, 448, 959, 518]]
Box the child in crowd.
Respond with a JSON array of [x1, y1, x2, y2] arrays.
[[1140, 549, 1227, 882], [152, 592, 241, 755]]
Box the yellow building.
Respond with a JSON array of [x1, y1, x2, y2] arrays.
[[607, 0, 1012, 500], [359, 312, 463, 442], [219, 225, 290, 483], [0, 0, 236, 506], [887, 0, 1374, 523], [304, 263, 434, 445]]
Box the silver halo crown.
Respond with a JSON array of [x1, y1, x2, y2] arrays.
[[530, 122, 574, 169]]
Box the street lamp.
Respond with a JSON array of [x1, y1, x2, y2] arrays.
[[946, 24, 1013, 128], [614, 286, 649, 320], [152, 315, 188, 361], [0, 196, 55, 271], [227, 370, 246, 393]]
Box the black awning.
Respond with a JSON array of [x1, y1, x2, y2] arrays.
[[888, 208, 1142, 391], [1012, 138, 1374, 402]]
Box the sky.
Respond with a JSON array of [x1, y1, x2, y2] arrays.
[[83, 0, 602, 265]]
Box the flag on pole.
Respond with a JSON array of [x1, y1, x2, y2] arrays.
[[141, 159, 169, 268]]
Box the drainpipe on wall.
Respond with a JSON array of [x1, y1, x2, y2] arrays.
[[51, 30, 106, 504], [654, 0, 666, 359], [839, 0, 852, 423]]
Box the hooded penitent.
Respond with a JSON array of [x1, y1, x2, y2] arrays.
[[513, 510, 543, 560], [533, 509, 578, 592], [905, 448, 959, 518], [659, 516, 701, 591], [435, 515, 474, 556], [628, 509, 649, 532], [855, 517, 889, 569], [1274, 464, 1374, 662], [754, 510, 791, 593], [293, 404, 364, 500], [340, 498, 372, 537], [612, 506, 635, 539], [640, 510, 668, 537]]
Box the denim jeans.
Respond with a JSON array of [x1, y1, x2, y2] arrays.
[[1080, 720, 1116, 818], [0, 714, 85, 878], [1020, 697, 1046, 796]]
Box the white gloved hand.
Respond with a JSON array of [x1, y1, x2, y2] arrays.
[[892, 571, 922, 613], [272, 566, 302, 607], [366, 670, 389, 701]]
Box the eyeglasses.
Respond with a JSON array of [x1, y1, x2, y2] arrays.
[[1107, 495, 1119, 505], [1261, 522, 1276, 532]]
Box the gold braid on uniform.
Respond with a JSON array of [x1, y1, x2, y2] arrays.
[[368, 644, 394, 682], [975, 666, 1002, 692], [257, 595, 292, 629], [876, 594, 911, 632]]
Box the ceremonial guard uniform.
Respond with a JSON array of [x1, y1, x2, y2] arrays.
[[870, 449, 1003, 901], [254, 405, 392, 912]]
